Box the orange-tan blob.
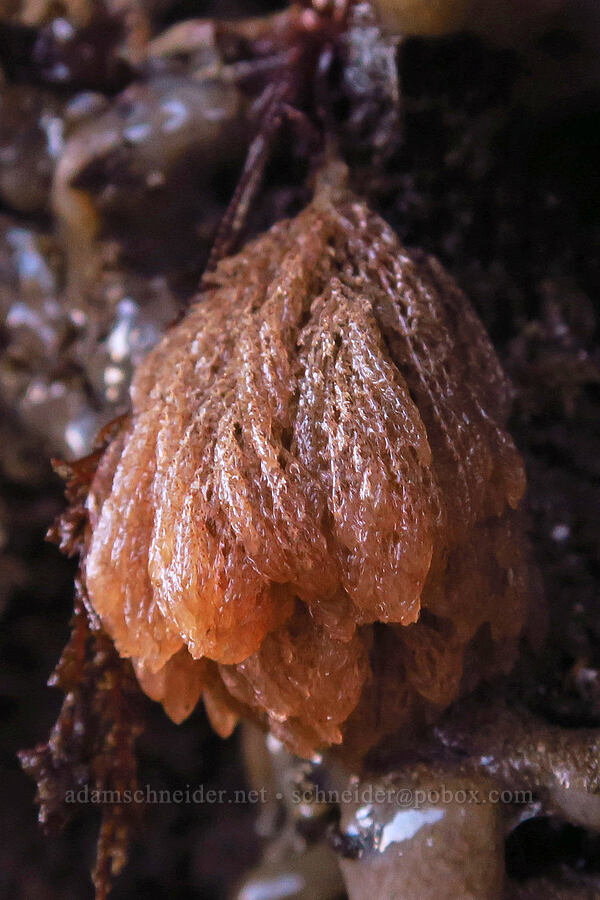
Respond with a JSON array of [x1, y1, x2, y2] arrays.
[[84, 164, 537, 758]]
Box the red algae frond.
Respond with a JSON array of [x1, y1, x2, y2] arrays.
[[83, 166, 537, 757]]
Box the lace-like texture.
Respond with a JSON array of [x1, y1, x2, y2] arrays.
[[84, 166, 535, 757]]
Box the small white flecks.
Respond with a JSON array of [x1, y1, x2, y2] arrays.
[[161, 98, 188, 133], [552, 524, 570, 542], [40, 114, 65, 159], [65, 413, 97, 457], [7, 228, 55, 294], [49, 381, 66, 398], [65, 91, 107, 122], [238, 874, 304, 900], [119, 297, 138, 318], [577, 667, 598, 686], [124, 122, 152, 144], [105, 364, 125, 402], [379, 807, 445, 853], [25, 381, 49, 405], [50, 63, 71, 82], [65, 423, 87, 457], [7, 302, 56, 347], [106, 299, 138, 362], [69, 308, 87, 328], [104, 365, 125, 387], [356, 804, 374, 824], [6, 302, 39, 330], [266, 734, 283, 754], [554, 322, 569, 338], [107, 320, 130, 362], [51, 18, 75, 41]]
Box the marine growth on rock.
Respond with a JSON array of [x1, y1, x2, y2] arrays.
[[81, 162, 538, 759]]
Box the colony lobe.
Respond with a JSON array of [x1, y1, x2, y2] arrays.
[[84, 164, 536, 758]]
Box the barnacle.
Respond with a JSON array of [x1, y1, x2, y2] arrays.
[[82, 162, 538, 758]]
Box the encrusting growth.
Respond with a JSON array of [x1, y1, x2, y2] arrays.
[[82, 162, 538, 758]]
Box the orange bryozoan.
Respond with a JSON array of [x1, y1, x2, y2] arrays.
[[82, 163, 537, 758]]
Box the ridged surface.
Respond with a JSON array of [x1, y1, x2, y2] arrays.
[[84, 166, 535, 756]]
